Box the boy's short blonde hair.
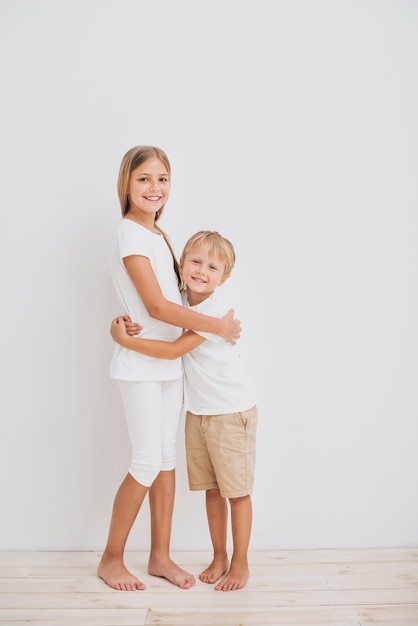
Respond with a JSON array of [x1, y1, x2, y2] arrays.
[[181, 231, 236, 276]]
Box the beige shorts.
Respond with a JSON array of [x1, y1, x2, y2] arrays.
[[185, 406, 257, 498]]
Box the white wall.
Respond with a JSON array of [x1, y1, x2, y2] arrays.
[[0, 0, 417, 552]]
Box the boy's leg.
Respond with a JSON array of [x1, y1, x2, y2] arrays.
[[199, 488, 229, 583], [215, 495, 252, 591], [148, 469, 195, 588], [98, 472, 148, 591]]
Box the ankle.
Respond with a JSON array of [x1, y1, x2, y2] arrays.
[[212, 550, 228, 561], [230, 554, 249, 568], [100, 551, 123, 565]]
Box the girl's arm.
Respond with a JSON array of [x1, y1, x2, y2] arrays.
[[110, 316, 205, 359], [124, 255, 240, 344]]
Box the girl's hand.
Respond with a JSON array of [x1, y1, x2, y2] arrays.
[[221, 309, 241, 344], [122, 315, 142, 336], [110, 316, 131, 346]]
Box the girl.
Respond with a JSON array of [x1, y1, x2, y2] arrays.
[[98, 146, 240, 591]]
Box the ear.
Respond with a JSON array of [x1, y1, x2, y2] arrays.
[[218, 274, 231, 287]]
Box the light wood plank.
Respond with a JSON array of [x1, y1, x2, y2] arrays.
[[144, 606, 359, 625], [0, 608, 147, 625], [326, 572, 418, 590], [145, 604, 418, 625], [358, 603, 418, 624], [0, 574, 330, 593], [1, 588, 418, 609]]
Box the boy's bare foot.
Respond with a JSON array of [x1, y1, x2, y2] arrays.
[[215, 562, 250, 591], [98, 558, 146, 591], [148, 557, 196, 589], [199, 555, 229, 584]]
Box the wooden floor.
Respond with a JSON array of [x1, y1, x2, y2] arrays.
[[0, 549, 417, 625]]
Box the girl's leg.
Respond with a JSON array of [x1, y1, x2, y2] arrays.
[[215, 495, 252, 591], [98, 381, 164, 591], [199, 488, 229, 584], [147, 379, 196, 589], [98, 473, 148, 590]]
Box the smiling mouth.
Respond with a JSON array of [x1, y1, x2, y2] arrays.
[[144, 196, 162, 201]]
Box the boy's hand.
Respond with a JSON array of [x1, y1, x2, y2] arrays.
[[122, 315, 142, 336], [110, 316, 131, 346], [222, 309, 241, 344]]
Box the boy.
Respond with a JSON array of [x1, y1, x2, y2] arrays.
[[110, 231, 257, 591]]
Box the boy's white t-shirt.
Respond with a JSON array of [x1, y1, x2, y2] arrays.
[[109, 218, 183, 381], [181, 291, 256, 415]]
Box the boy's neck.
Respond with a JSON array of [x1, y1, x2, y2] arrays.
[[186, 288, 214, 307]]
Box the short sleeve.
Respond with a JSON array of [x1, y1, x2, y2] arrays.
[[117, 221, 151, 261]]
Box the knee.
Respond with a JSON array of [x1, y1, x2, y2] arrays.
[[129, 446, 162, 486], [229, 495, 250, 506], [206, 488, 221, 499], [129, 466, 159, 487], [161, 441, 176, 471]]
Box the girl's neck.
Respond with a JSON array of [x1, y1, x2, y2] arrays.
[[125, 213, 159, 234]]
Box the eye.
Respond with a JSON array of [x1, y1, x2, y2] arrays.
[[160, 177, 169, 183], [138, 177, 148, 182]]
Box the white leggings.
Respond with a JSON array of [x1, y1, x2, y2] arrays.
[[118, 378, 184, 488]]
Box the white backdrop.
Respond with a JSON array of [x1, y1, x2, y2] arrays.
[[0, 0, 417, 552]]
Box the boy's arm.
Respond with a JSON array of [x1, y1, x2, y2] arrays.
[[110, 316, 205, 359], [122, 315, 142, 335], [124, 255, 240, 344]]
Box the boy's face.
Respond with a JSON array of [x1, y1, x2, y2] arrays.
[[180, 243, 229, 304]]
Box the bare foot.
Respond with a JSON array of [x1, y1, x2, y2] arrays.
[[148, 557, 196, 589], [199, 555, 229, 584], [215, 562, 250, 591], [98, 557, 146, 591]]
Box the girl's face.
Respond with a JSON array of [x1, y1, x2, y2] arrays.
[[180, 244, 229, 305], [128, 157, 170, 217]]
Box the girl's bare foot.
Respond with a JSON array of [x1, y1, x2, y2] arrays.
[[148, 557, 196, 589], [199, 555, 229, 584], [215, 562, 249, 591], [98, 558, 146, 591]]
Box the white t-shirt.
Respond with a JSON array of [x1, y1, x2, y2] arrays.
[[181, 291, 256, 415], [109, 218, 183, 381]]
